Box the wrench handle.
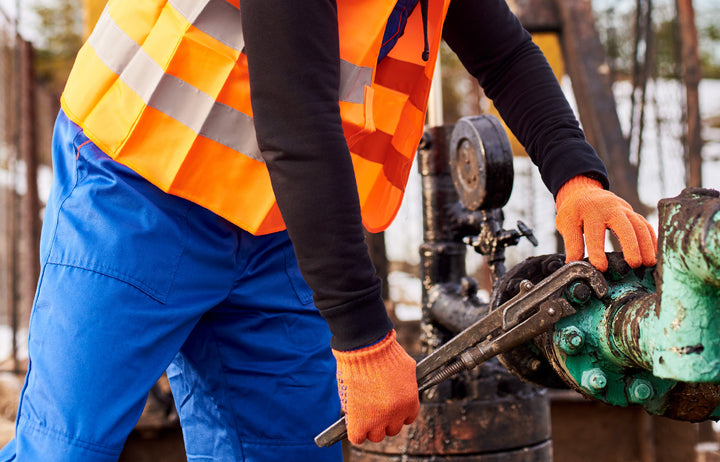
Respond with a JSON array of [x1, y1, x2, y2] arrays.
[[314, 416, 347, 447]]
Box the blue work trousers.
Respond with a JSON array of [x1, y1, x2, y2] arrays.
[[0, 111, 342, 461]]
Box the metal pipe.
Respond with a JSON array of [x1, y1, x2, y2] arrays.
[[351, 120, 551, 461], [510, 188, 720, 422], [621, 188, 720, 382], [417, 126, 469, 355]]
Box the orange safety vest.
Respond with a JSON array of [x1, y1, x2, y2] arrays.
[[61, 0, 451, 235]]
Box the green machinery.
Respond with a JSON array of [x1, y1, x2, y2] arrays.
[[498, 188, 720, 422]]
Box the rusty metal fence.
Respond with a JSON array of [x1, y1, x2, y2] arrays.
[[0, 8, 59, 372]]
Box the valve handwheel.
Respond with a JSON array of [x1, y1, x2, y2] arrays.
[[448, 115, 514, 211]]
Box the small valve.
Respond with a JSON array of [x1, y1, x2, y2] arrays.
[[468, 220, 538, 255], [460, 216, 538, 281], [516, 220, 538, 247]]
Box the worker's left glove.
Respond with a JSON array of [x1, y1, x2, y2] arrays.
[[333, 330, 419, 445], [555, 175, 657, 272]]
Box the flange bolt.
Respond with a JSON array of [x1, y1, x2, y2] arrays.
[[565, 282, 592, 304], [628, 379, 654, 403], [582, 368, 608, 393], [557, 326, 585, 355]]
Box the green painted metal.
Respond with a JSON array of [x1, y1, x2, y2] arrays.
[[652, 191, 720, 381], [546, 188, 720, 417], [556, 326, 584, 355], [550, 265, 676, 410]]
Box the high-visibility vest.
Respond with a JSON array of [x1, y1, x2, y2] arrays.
[[61, 0, 451, 235]]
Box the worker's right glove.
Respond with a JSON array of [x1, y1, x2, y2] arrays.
[[332, 330, 419, 445], [555, 175, 657, 272]]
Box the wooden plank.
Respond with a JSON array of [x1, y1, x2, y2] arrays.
[[507, 0, 561, 32]]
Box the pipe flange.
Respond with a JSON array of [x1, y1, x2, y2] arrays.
[[489, 253, 568, 388]]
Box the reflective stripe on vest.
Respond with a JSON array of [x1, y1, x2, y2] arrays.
[[61, 0, 450, 234]]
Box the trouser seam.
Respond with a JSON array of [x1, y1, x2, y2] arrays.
[[207, 322, 247, 459], [17, 415, 122, 456]]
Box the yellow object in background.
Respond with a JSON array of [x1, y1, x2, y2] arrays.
[[489, 32, 566, 157], [82, 0, 106, 38]]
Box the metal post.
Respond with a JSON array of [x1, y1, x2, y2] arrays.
[[350, 124, 551, 461], [426, 53, 443, 128], [3, 39, 18, 371]]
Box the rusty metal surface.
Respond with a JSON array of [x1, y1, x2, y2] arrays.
[[420, 242, 469, 297], [415, 261, 605, 392], [351, 361, 550, 458], [489, 254, 569, 388], [651, 188, 720, 383], [427, 280, 489, 335], [418, 127, 460, 245], [332, 116, 556, 462], [526, 236, 720, 424], [663, 382, 720, 422], [609, 290, 656, 370], [317, 259, 589, 446], [656, 188, 720, 273], [350, 440, 552, 462], [533, 254, 652, 401], [417, 126, 471, 363], [347, 119, 552, 460]]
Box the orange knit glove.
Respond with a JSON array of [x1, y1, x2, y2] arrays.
[[333, 330, 419, 445], [555, 175, 657, 272]]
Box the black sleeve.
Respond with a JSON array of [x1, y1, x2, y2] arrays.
[[239, 0, 392, 350], [442, 0, 609, 196]]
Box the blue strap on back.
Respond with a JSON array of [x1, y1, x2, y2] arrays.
[[378, 0, 421, 63]]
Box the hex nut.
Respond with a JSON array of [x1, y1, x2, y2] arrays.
[[581, 368, 608, 393], [557, 326, 585, 355], [628, 379, 654, 403]]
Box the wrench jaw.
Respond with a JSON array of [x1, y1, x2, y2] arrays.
[[417, 260, 605, 394], [488, 255, 609, 389]]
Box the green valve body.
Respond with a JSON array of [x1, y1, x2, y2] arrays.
[[502, 189, 720, 422], [548, 264, 678, 414], [652, 189, 720, 382]]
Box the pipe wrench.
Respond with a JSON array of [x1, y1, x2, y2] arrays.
[[315, 260, 607, 448]]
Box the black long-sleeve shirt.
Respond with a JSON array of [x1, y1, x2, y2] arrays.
[[239, 0, 609, 350]]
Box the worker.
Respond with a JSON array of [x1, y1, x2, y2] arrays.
[[0, 0, 657, 461]]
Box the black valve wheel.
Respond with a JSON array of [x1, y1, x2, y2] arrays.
[[448, 115, 514, 211]]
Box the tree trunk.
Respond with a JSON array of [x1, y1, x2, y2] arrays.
[[555, 0, 649, 216], [20, 39, 40, 329], [675, 0, 703, 188]]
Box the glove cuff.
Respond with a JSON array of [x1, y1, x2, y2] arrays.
[[556, 175, 604, 210], [333, 330, 405, 371]]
